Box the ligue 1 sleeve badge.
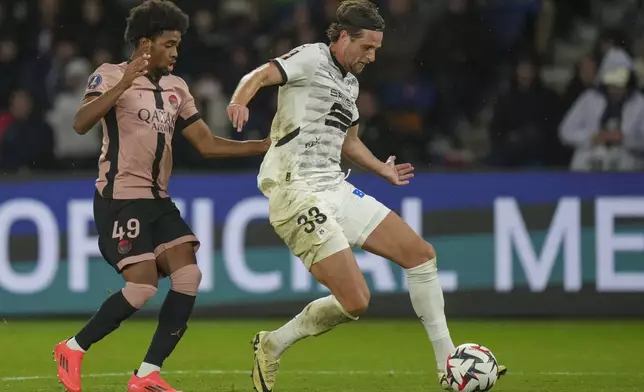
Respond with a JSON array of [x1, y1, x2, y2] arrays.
[[88, 74, 102, 90], [168, 94, 179, 110]]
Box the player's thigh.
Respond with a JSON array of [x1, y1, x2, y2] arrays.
[[93, 191, 157, 274], [332, 182, 390, 248], [268, 187, 348, 270], [310, 248, 370, 316], [362, 211, 436, 269], [151, 198, 200, 276], [120, 259, 159, 286]]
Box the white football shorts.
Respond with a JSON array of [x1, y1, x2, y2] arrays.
[[268, 181, 391, 269]]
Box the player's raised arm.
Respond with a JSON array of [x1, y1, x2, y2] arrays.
[[73, 56, 149, 134], [342, 124, 414, 186], [227, 44, 321, 132], [178, 78, 269, 157], [226, 63, 284, 132], [181, 119, 270, 157]]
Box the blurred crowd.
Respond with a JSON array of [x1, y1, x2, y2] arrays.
[[0, 0, 644, 174]]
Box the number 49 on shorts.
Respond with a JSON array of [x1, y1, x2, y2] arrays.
[[112, 218, 140, 240]]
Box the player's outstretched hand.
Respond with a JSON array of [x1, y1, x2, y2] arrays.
[[227, 103, 249, 133], [382, 155, 414, 186], [261, 137, 271, 152], [119, 54, 149, 89]]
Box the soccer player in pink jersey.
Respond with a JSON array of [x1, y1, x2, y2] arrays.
[[52, 1, 269, 391]]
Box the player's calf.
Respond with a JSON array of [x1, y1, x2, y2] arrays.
[[405, 257, 455, 371], [68, 266, 159, 353], [262, 248, 365, 359], [62, 281, 157, 351], [362, 213, 454, 371], [55, 263, 157, 392], [252, 294, 359, 392], [137, 262, 202, 377]]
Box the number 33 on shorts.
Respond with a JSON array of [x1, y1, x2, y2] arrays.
[[297, 207, 328, 237]]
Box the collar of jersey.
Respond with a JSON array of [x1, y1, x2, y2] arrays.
[[124, 59, 166, 84], [328, 45, 348, 78]]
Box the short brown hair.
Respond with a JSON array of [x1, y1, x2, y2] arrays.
[[326, 0, 385, 42]]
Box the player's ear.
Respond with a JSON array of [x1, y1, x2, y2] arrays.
[[139, 38, 152, 54]]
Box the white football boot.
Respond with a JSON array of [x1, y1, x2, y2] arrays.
[[251, 331, 281, 392]]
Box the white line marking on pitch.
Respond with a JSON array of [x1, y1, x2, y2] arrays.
[[0, 369, 636, 382]]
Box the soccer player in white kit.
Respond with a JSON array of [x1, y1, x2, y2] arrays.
[[227, 1, 506, 391]]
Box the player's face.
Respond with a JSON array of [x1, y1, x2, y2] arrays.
[[344, 30, 382, 74], [149, 30, 182, 74]]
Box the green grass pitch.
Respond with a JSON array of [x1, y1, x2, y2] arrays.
[[1, 319, 642, 391]]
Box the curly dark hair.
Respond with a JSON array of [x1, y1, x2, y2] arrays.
[[326, 0, 385, 42], [124, 0, 189, 46]]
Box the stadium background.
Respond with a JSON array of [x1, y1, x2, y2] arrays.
[[1, 0, 644, 317], [1, 0, 642, 318], [1, 1, 644, 391]]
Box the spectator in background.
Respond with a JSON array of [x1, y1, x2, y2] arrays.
[[0, 89, 55, 171], [90, 46, 114, 69], [562, 55, 598, 111], [372, 0, 428, 83], [193, 75, 230, 139], [632, 32, 644, 90], [180, 7, 226, 77], [416, 0, 495, 133], [21, 38, 78, 110], [74, 0, 121, 60], [290, 2, 321, 46], [173, 73, 232, 169], [23, 0, 65, 58], [379, 75, 436, 165], [593, 28, 630, 64], [487, 53, 564, 167], [0, 37, 19, 110], [355, 90, 390, 162], [479, 0, 552, 59], [560, 48, 644, 171], [47, 57, 101, 169]]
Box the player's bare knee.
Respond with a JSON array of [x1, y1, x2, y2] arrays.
[[169, 264, 202, 296], [405, 240, 436, 268], [345, 288, 370, 317], [122, 282, 157, 309], [423, 241, 437, 262]]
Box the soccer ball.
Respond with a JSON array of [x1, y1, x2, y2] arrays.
[[445, 343, 498, 392]]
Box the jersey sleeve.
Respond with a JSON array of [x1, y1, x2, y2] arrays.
[[176, 78, 202, 130], [351, 104, 360, 127], [270, 44, 321, 86], [84, 64, 116, 98]]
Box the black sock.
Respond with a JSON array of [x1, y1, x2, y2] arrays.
[[74, 290, 138, 351], [143, 290, 196, 367]]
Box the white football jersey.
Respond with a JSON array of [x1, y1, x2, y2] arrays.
[[257, 43, 360, 195]]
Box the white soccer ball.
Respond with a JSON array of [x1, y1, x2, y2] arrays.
[[445, 343, 498, 392]]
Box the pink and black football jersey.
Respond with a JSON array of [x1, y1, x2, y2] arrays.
[[84, 62, 201, 199]]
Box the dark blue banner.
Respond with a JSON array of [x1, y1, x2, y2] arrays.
[[0, 172, 643, 316]]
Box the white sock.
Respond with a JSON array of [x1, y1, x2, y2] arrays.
[[65, 337, 86, 353], [266, 295, 357, 357], [137, 362, 161, 377], [405, 258, 456, 371]]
